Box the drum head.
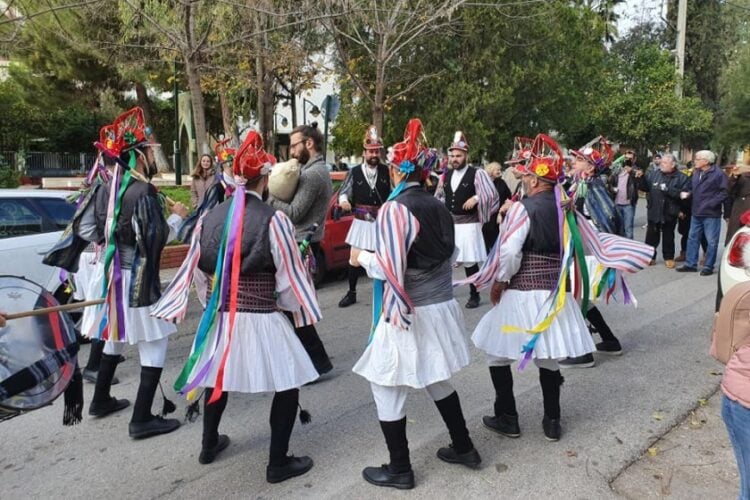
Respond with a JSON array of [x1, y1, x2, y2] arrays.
[[0, 275, 76, 413]]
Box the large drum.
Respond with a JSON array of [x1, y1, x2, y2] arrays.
[[0, 276, 78, 421]]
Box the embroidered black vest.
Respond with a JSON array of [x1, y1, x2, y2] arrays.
[[519, 190, 560, 254], [394, 186, 455, 270], [443, 166, 478, 216], [351, 164, 391, 206]]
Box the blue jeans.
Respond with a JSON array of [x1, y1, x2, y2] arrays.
[[722, 395, 750, 499], [686, 216, 722, 271], [616, 204, 635, 239]]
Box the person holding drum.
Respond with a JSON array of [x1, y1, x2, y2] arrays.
[[77, 108, 188, 440]]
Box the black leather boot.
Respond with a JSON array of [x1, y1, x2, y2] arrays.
[[482, 366, 521, 437], [88, 353, 129, 417], [128, 366, 181, 439], [266, 389, 313, 483], [199, 389, 230, 464], [465, 265, 480, 308], [362, 418, 415, 489], [434, 392, 481, 468], [540, 368, 564, 441]]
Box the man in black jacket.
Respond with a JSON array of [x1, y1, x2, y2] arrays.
[[636, 153, 691, 268]]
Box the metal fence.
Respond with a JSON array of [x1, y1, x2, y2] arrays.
[[0, 151, 98, 176]]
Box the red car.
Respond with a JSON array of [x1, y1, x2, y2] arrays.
[[312, 171, 353, 285]]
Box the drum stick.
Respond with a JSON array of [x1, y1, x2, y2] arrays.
[[5, 299, 105, 320]]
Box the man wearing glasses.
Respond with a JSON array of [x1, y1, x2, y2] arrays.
[[268, 123, 334, 375]]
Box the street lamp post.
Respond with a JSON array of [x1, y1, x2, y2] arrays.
[[173, 58, 182, 185], [302, 98, 320, 125]]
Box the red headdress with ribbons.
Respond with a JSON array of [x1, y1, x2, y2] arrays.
[[214, 138, 236, 165], [571, 136, 613, 172], [389, 118, 438, 179], [505, 136, 534, 165], [232, 131, 275, 180], [515, 133, 564, 183], [94, 107, 155, 160]]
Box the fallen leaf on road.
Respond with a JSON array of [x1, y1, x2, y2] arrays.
[[495, 463, 508, 473], [647, 447, 659, 457], [615, 436, 623, 444], [407, 419, 416, 424], [652, 412, 664, 421], [710, 370, 722, 376], [565, 450, 578, 458], [698, 398, 708, 407]]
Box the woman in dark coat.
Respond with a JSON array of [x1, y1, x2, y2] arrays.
[[481, 162, 512, 251]]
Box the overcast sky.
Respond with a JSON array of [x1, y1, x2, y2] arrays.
[[616, 0, 666, 35]]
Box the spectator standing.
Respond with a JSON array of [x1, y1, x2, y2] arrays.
[[191, 154, 218, 208], [268, 123, 334, 375], [676, 150, 730, 276], [726, 165, 750, 245], [608, 160, 639, 239], [636, 154, 690, 268], [481, 161, 512, 251]]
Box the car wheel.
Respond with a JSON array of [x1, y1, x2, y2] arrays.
[[312, 247, 326, 288]]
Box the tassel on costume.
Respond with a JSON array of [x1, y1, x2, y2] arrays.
[[62, 364, 84, 426], [184, 390, 204, 423], [158, 382, 177, 416], [298, 404, 311, 425]]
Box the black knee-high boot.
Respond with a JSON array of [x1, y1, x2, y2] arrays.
[[434, 392, 481, 467], [465, 265, 480, 308], [85, 339, 104, 371], [89, 353, 129, 417], [267, 389, 313, 483], [539, 368, 564, 441], [200, 389, 230, 464], [482, 366, 521, 437], [128, 366, 180, 439], [362, 417, 415, 489], [338, 266, 359, 307], [586, 306, 618, 343], [294, 324, 333, 375]]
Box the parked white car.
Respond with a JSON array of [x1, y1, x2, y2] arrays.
[[0, 189, 76, 295], [720, 223, 750, 295]]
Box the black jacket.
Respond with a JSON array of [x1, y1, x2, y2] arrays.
[[607, 170, 639, 206], [639, 169, 690, 223]]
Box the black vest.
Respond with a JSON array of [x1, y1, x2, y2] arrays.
[[520, 190, 560, 254], [199, 194, 276, 275], [395, 186, 455, 270], [443, 166, 478, 216], [351, 164, 390, 206], [94, 178, 154, 247]]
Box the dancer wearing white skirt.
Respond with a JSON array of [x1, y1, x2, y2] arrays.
[[352, 119, 481, 490], [436, 131, 499, 308], [175, 131, 320, 484], [469, 138, 593, 443], [337, 125, 391, 308], [77, 107, 189, 440]]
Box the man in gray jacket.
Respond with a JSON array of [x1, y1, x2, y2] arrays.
[[269, 123, 333, 375]]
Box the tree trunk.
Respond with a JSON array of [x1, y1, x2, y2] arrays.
[[219, 89, 235, 139], [184, 56, 209, 156], [262, 73, 275, 154], [373, 60, 386, 136], [134, 81, 171, 173]]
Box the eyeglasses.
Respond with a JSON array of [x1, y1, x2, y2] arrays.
[[290, 138, 308, 149]]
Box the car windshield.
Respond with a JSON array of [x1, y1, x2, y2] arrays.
[[35, 197, 76, 229]]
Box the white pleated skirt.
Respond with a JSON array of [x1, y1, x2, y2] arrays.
[[353, 299, 471, 389], [82, 267, 177, 344], [194, 312, 319, 393], [472, 290, 594, 360], [454, 222, 487, 264], [345, 218, 377, 251]]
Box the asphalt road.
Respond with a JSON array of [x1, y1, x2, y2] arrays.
[[1, 207, 724, 499]]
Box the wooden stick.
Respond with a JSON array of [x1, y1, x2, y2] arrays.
[[5, 299, 105, 320]]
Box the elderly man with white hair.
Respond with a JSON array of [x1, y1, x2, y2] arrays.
[[676, 150, 730, 276]]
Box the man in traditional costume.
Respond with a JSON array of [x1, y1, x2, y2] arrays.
[[77, 108, 188, 439], [436, 132, 499, 308], [351, 119, 481, 490], [268, 123, 333, 375], [173, 131, 319, 483], [337, 125, 391, 308]]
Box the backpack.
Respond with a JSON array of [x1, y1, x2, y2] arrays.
[[711, 280, 750, 364]]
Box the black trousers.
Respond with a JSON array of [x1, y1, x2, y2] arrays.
[[284, 312, 332, 374], [645, 218, 677, 260]]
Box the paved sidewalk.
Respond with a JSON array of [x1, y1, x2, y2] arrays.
[[613, 389, 740, 498]]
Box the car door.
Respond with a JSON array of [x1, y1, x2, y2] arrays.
[[0, 197, 68, 291]]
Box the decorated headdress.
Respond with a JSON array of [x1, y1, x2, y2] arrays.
[[504, 136, 534, 165], [232, 131, 275, 181], [214, 138, 236, 166], [94, 108, 155, 165], [363, 125, 384, 150], [448, 131, 469, 152], [571, 136, 613, 172], [389, 118, 437, 179], [514, 134, 564, 183]]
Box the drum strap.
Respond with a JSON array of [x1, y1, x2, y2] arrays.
[[0, 343, 79, 402]]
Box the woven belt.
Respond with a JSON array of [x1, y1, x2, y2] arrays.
[[218, 273, 277, 313], [354, 205, 380, 221], [508, 253, 561, 291], [452, 213, 479, 224]]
